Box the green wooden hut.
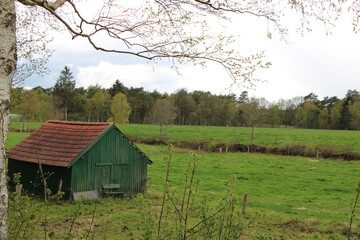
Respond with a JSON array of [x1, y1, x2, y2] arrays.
[[7, 121, 152, 199]]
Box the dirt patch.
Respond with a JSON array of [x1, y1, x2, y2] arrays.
[[308, 159, 319, 162], [279, 219, 315, 233]]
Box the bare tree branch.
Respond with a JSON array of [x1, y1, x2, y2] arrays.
[[15, 0, 357, 87]]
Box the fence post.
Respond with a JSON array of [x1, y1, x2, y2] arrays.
[[242, 193, 248, 214]]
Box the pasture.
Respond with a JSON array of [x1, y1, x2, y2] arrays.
[[123, 124, 360, 156], [10, 122, 360, 153], [6, 131, 360, 239]]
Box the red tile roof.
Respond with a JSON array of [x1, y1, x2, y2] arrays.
[[7, 121, 112, 167]]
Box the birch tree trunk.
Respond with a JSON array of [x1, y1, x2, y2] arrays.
[[0, 0, 17, 238]]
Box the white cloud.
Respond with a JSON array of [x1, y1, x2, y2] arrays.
[[76, 61, 235, 94], [27, 4, 359, 102]]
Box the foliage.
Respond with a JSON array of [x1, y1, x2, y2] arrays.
[[52, 66, 76, 121], [150, 149, 246, 239], [110, 92, 131, 125], [7, 143, 360, 239], [349, 102, 360, 130], [13, 88, 55, 121], [10, 79, 360, 131], [148, 98, 178, 137], [85, 88, 111, 122], [13, 2, 54, 85]]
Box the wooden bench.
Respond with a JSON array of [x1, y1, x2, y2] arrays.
[[102, 184, 124, 198]]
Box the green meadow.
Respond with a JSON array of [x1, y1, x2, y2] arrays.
[[10, 122, 360, 152], [122, 124, 360, 154], [6, 131, 360, 239]]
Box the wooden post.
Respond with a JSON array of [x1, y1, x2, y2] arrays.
[[15, 185, 22, 203], [57, 179, 63, 203], [242, 193, 248, 215], [36, 151, 48, 203], [225, 146, 229, 153], [316, 149, 319, 159], [219, 147, 222, 154]]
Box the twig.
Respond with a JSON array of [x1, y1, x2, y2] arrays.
[[85, 204, 97, 240], [165, 191, 185, 222], [186, 206, 227, 237], [348, 180, 360, 240], [183, 155, 197, 240], [157, 146, 172, 236]]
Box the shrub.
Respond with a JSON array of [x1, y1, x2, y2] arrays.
[[319, 146, 336, 158], [266, 144, 277, 154], [304, 144, 317, 157], [289, 144, 305, 156]]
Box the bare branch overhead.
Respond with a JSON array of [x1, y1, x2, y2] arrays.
[[16, 0, 358, 87]]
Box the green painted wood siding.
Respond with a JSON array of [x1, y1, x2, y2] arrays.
[[70, 127, 148, 194]]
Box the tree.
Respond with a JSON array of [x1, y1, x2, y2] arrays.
[[110, 92, 131, 125], [14, 88, 55, 121], [339, 90, 360, 130], [108, 80, 128, 97], [267, 104, 282, 127], [349, 101, 360, 130], [10, 87, 25, 110], [0, 2, 16, 235], [86, 90, 111, 122], [1, 0, 359, 237], [70, 87, 87, 121], [237, 91, 249, 103], [278, 97, 304, 127], [236, 97, 268, 143], [149, 98, 177, 137], [52, 66, 76, 121], [127, 87, 150, 124], [318, 107, 330, 129], [219, 95, 238, 126], [304, 92, 319, 105], [295, 101, 320, 129], [330, 100, 343, 129], [173, 89, 196, 125]]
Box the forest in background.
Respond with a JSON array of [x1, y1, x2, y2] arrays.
[[10, 66, 360, 130]]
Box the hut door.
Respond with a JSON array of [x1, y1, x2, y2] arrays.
[[95, 164, 112, 191], [113, 163, 130, 192]]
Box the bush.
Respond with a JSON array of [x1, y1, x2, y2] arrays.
[[289, 144, 305, 156], [266, 144, 278, 154], [304, 144, 317, 157], [319, 146, 336, 158]]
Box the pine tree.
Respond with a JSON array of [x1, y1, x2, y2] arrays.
[[53, 66, 76, 121]]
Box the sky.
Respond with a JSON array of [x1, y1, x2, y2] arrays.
[[24, 4, 360, 102]]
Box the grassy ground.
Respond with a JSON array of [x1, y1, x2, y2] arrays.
[[9, 121, 43, 132], [120, 124, 360, 152], [9, 121, 360, 153], [6, 130, 360, 239]]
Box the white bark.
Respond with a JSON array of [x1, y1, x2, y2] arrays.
[[0, 0, 17, 238]]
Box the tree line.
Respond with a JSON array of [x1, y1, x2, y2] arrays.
[[10, 66, 360, 130]]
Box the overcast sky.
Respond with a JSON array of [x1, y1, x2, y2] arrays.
[[24, 6, 360, 102]]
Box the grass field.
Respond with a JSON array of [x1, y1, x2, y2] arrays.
[[10, 121, 360, 153], [6, 132, 360, 239], [122, 124, 360, 153]]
